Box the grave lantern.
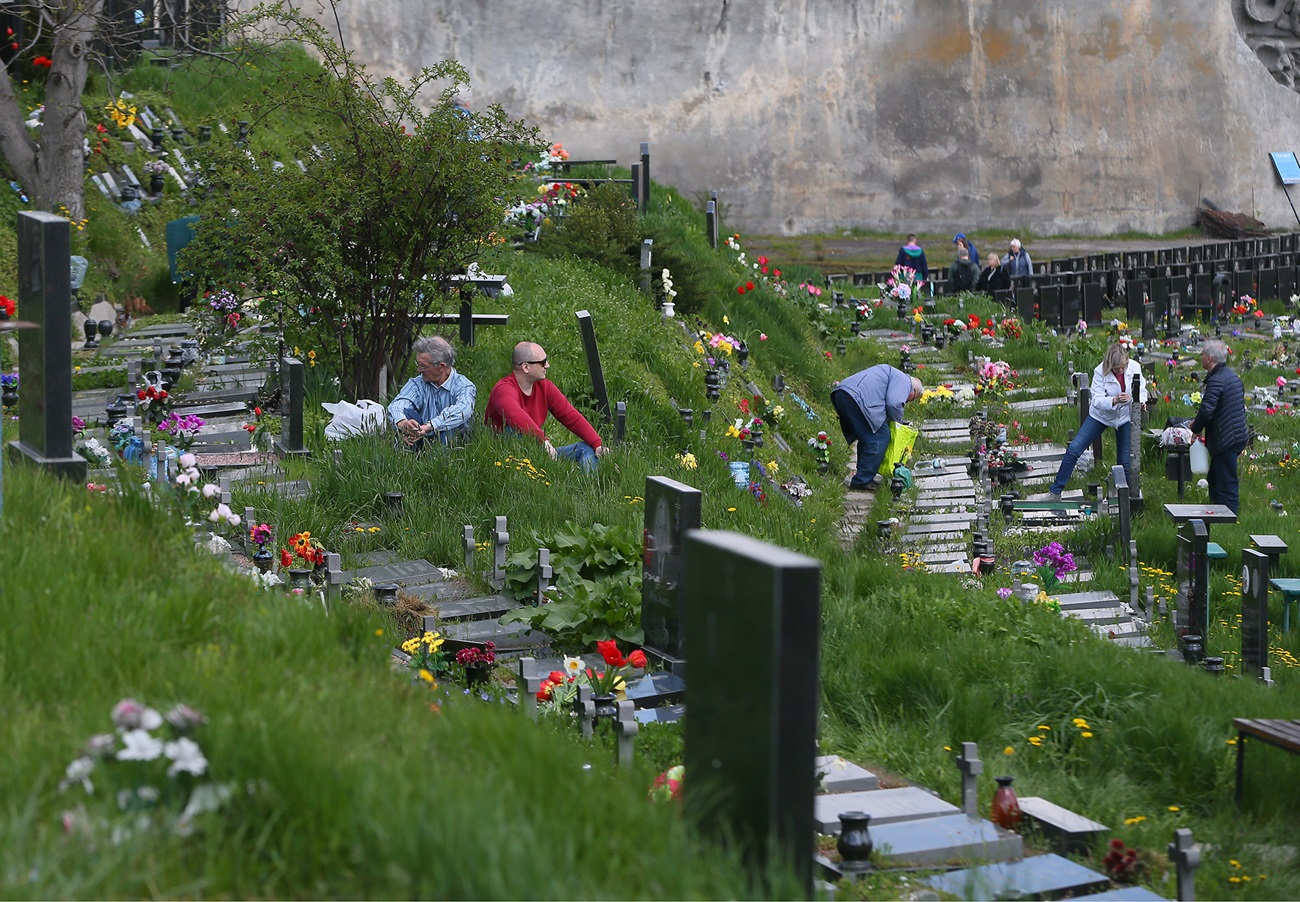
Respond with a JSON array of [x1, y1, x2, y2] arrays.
[[151, 126, 165, 150], [850, 321, 860, 335], [97, 320, 113, 340], [171, 126, 185, 144], [704, 368, 720, 402], [198, 125, 212, 143], [736, 341, 750, 369], [82, 318, 99, 349]]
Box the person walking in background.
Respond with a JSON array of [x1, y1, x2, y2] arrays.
[[949, 245, 980, 292], [1189, 339, 1248, 513], [894, 233, 929, 280], [953, 233, 980, 271], [1005, 238, 1033, 277], [831, 364, 923, 491], [975, 252, 1011, 294], [1048, 342, 1146, 500]]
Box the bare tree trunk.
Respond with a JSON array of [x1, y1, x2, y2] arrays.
[[0, 0, 103, 220]]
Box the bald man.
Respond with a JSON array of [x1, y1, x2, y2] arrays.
[[484, 341, 607, 472], [830, 364, 923, 491]]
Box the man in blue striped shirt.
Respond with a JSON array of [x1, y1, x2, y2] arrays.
[[388, 336, 477, 450]]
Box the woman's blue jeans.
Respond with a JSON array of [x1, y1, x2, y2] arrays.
[[1050, 415, 1130, 495]]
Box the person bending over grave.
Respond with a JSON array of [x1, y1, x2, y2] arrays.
[[1048, 342, 1146, 501], [1004, 238, 1033, 277], [976, 252, 1011, 294], [948, 245, 980, 292], [485, 341, 607, 472], [388, 336, 477, 450], [894, 232, 929, 280], [1189, 339, 1248, 513], [830, 364, 923, 491]]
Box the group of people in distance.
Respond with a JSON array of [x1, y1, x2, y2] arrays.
[[895, 233, 1032, 296], [833, 341, 1248, 514], [387, 335, 606, 471]]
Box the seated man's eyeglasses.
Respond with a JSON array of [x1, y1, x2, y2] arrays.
[[523, 357, 549, 367]]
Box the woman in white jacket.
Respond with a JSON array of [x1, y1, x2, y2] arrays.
[[1048, 342, 1147, 500]]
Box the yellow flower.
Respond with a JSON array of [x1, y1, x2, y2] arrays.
[[1081, 731, 1093, 738], [727, 507, 737, 512], [374, 629, 384, 637], [1123, 815, 1146, 825], [368, 526, 380, 533], [1168, 805, 1181, 812], [767, 460, 779, 473], [943, 746, 952, 752], [1229, 877, 1241, 884], [722, 315, 730, 324], [1003, 746, 1014, 756], [694, 340, 704, 354], [1230, 860, 1240, 869], [418, 669, 436, 684], [495, 461, 502, 466], [1037, 724, 1051, 731]]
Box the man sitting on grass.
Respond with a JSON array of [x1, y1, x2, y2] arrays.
[[484, 341, 607, 472], [387, 336, 477, 450]]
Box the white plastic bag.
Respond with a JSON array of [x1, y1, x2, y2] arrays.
[[1190, 439, 1209, 474], [322, 399, 387, 440]]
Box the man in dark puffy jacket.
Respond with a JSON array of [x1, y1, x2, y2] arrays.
[[948, 246, 980, 292], [1189, 339, 1248, 513]]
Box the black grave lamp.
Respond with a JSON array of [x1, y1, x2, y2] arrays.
[[198, 125, 212, 143], [704, 368, 720, 402], [772, 373, 786, 395], [171, 126, 185, 145], [850, 321, 861, 336], [151, 126, 165, 151], [736, 341, 750, 369], [83, 318, 99, 349], [97, 320, 113, 342]]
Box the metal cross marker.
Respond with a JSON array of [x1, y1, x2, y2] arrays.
[[518, 657, 541, 722], [956, 742, 983, 817], [463, 525, 475, 572], [615, 699, 639, 767], [535, 547, 552, 607], [491, 516, 509, 589], [1168, 827, 1200, 901]]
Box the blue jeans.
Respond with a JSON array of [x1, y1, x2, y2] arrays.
[[1050, 415, 1130, 494], [1207, 449, 1240, 513], [832, 389, 891, 488], [556, 441, 599, 473]]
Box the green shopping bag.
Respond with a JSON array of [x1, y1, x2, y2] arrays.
[[881, 421, 919, 474]]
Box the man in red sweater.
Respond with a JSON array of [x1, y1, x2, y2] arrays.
[[484, 341, 607, 472]]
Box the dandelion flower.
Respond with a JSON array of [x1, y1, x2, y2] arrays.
[[1003, 746, 1014, 756], [1168, 805, 1181, 812]]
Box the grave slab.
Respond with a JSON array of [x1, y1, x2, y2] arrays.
[[867, 814, 1023, 866], [633, 703, 685, 724], [1019, 796, 1109, 855], [815, 755, 879, 793], [342, 559, 446, 586], [430, 594, 519, 621], [443, 618, 551, 652], [814, 787, 959, 832], [922, 853, 1111, 900], [1071, 889, 1167, 901]]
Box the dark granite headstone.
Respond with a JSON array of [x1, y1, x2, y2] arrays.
[[1279, 265, 1296, 301], [1016, 286, 1036, 322], [575, 310, 611, 422], [639, 142, 650, 214], [683, 530, 821, 894], [1175, 519, 1209, 640], [1061, 283, 1081, 325], [274, 356, 309, 457], [1259, 268, 1279, 302], [1039, 285, 1062, 328], [1241, 548, 1270, 679], [8, 212, 86, 480], [705, 199, 718, 249], [641, 475, 703, 675], [1082, 282, 1103, 323]]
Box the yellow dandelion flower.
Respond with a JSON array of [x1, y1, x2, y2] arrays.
[[1229, 877, 1241, 884], [1081, 731, 1093, 738], [374, 629, 384, 637], [1003, 746, 1014, 756], [1230, 860, 1240, 869], [1168, 805, 1181, 812], [727, 507, 737, 512], [1037, 725, 1051, 731]]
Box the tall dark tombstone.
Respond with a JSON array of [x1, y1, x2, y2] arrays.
[[1240, 548, 1270, 679], [639, 142, 650, 214], [1082, 282, 1103, 323], [1149, 277, 1169, 319], [1110, 465, 1132, 557], [1016, 286, 1037, 322], [1233, 270, 1255, 300], [1039, 285, 1062, 328], [575, 310, 611, 422], [1127, 279, 1149, 319], [1061, 283, 1081, 326], [1279, 265, 1296, 302], [274, 356, 309, 457], [1175, 519, 1210, 642], [1259, 268, 1279, 303], [705, 199, 718, 249], [641, 476, 703, 676], [684, 530, 821, 894], [1142, 304, 1157, 345], [7, 211, 87, 480], [993, 289, 1013, 310]]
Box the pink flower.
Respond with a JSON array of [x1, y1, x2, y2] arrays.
[[759, 333, 767, 341]]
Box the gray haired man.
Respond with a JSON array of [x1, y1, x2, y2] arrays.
[[387, 335, 477, 449]]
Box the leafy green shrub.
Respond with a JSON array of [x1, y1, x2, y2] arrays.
[[500, 520, 643, 646], [535, 183, 641, 276]]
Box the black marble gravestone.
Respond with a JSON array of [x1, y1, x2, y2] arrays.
[[641, 475, 702, 676], [1082, 283, 1103, 323], [1016, 286, 1036, 322], [1039, 285, 1062, 328], [576, 310, 611, 422], [8, 212, 86, 479], [274, 357, 309, 458], [1061, 283, 1081, 327], [683, 530, 820, 894], [1175, 519, 1209, 642], [1240, 548, 1270, 679]]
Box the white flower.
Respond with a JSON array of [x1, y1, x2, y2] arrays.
[[201, 484, 219, 498], [164, 738, 208, 777], [60, 757, 95, 794], [563, 656, 584, 678], [117, 729, 163, 762], [175, 473, 192, 487], [179, 452, 197, 468], [112, 699, 162, 730], [85, 733, 117, 758], [209, 503, 234, 524]]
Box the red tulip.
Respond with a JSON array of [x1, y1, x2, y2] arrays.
[[746, 281, 755, 291], [548, 670, 565, 684], [596, 639, 626, 667], [280, 549, 292, 568], [137, 389, 147, 400], [628, 649, 648, 668], [736, 286, 745, 295]]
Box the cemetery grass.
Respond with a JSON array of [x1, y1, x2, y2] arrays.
[[0, 465, 802, 899]]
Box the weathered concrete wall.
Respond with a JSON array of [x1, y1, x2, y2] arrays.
[[300, 0, 1300, 236]]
